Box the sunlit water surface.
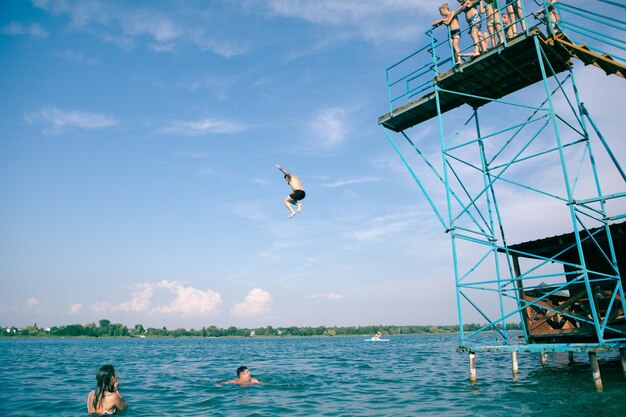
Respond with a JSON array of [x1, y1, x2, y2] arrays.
[[1, 335, 624, 416]]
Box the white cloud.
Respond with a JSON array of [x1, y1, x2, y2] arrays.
[[307, 107, 350, 149], [117, 284, 155, 313], [308, 292, 343, 300], [231, 288, 273, 317], [33, 0, 110, 27], [187, 32, 249, 57], [25, 106, 118, 133], [249, 177, 269, 186], [161, 118, 247, 136], [152, 281, 222, 315], [349, 210, 427, 242], [260, 0, 437, 43], [91, 301, 112, 315], [320, 176, 380, 188], [55, 49, 99, 65], [178, 74, 238, 95], [34, 0, 248, 56], [263, 0, 435, 24], [123, 12, 179, 42], [114, 280, 222, 316], [68, 303, 83, 314], [257, 251, 283, 263], [26, 297, 40, 310], [1, 22, 49, 38], [352, 220, 415, 242]]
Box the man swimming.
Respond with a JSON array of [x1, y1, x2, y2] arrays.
[[224, 366, 261, 386], [276, 164, 306, 218]]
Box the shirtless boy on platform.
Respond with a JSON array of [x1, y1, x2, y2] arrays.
[[433, 3, 463, 65], [276, 164, 306, 218]]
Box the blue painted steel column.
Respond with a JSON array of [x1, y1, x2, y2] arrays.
[[534, 36, 604, 343], [474, 107, 508, 340]]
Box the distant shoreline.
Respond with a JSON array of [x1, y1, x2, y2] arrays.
[[1, 321, 521, 338]]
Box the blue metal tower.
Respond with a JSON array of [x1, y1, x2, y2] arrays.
[[378, 0, 626, 390]]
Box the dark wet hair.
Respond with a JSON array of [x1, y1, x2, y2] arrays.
[[93, 365, 117, 409], [236, 366, 248, 377]]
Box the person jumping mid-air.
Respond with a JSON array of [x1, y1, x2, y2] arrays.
[[276, 164, 305, 218]]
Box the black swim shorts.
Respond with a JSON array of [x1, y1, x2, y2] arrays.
[[290, 190, 306, 201]]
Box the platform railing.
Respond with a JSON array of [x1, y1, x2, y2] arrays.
[[546, 0, 626, 63], [386, 0, 538, 115]]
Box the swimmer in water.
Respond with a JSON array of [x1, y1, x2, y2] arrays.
[[224, 366, 261, 386], [87, 365, 127, 415]]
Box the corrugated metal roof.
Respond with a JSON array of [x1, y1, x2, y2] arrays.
[[506, 221, 625, 259]]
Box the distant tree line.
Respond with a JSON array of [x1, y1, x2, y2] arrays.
[[0, 320, 522, 338]]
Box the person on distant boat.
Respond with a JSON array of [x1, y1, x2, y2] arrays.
[[276, 165, 305, 219], [224, 366, 261, 386], [87, 365, 126, 415], [372, 331, 383, 340]]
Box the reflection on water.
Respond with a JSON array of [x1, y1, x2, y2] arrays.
[[0, 335, 624, 416]]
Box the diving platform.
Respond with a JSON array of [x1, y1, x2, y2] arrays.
[[379, 0, 626, 391], [378, 29, 572, 132]]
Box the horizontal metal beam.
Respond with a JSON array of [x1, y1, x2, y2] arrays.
[[457, 343, 626, 353]]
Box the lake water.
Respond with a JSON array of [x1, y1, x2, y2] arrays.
[[1, 335, 624, 416]]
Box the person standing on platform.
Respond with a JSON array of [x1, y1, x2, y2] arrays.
[[433, 3, 463, 65], [504, 0, 524, 37], [276, 164, 306, 218], [458, 0, 488, 55], [546, 0, 561, 34], [481, 0, 504, 47]]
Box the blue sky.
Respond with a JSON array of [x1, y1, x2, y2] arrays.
[[1, 0, 624, 330]]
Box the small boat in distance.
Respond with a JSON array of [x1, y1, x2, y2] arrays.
[[365, 331, 389, 342]]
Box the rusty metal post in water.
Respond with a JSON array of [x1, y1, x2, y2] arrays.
[[511, 351, 519, 375], [620, 348, 626, 380], [469, 352, 477, 383], [588, 352, 603, 392]]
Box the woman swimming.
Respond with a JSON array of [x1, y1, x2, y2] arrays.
[[87, 365, 127, 415]]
